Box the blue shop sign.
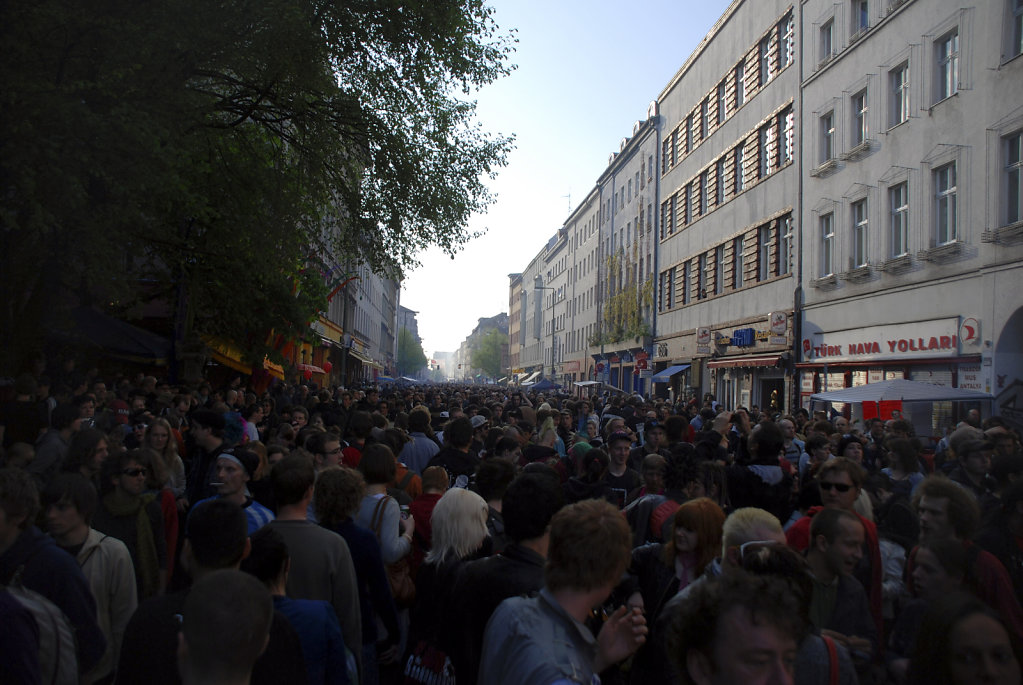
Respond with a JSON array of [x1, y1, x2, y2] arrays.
[[731, 328, 755, 347]]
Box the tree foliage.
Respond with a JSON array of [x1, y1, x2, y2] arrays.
[[0, 0, 515, 373], [396, 328, 428, 378], [471, 328, 506, 378]]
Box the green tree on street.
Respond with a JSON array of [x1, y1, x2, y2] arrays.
[[0, 0, 515, 374], [471, 328, 506, 379], [396, 328, 428, 378]]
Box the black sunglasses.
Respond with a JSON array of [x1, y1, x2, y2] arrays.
[[819, 481, 853, 493]]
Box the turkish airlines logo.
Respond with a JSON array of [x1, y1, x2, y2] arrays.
[[959, 318, 980, 346]]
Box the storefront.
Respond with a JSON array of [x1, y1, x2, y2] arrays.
[[797, 317, 986, 435]]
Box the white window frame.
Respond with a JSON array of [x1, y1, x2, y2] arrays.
[[735, 62, 746, 108], [714, 244, 725, 295], [934, 162, 958, 245], [1006, 131, 1022, 226], [758, 224, 772, 282], [781, 108, 795, 166], [820, 19, 835, 64], [852, 0, 869, 36], [759, 35, 773, 86], [733, 236, 744, 289], [935, 29, 959, 103], [734, 145, 746, 194], [852, 89, 869, 146], [780, 13, 795, 69], [889, 182, 910, 257], [820, 213, 835, 277], [851, 199, 869, 267], [820, 111, 836, 163], [777, 215, 793, 276], [1012, 0, 1023, 61], [717, 81, 727, 125], [716, 158, 726, 205], [889, 62, 910, 128]]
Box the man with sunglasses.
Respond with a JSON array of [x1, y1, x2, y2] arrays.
[[785, 458, 883, 644], [93, 449, 167, 600]]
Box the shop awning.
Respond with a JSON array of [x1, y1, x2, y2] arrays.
[[377, 375, 395, 382], [348, 348, 373, 365], [651, 364, 691, 383], [68, 307, 173, 366], [497, 376, 508, 383], [574, 380, 601, 387], [706, 355, 782, 369], [810, 379, 992, 403], [204, 336, 251, 374], [297, 363, 325, 375], [521, 371, 541, 384]]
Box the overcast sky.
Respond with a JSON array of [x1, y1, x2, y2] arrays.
[[400, 0, 734, 357]]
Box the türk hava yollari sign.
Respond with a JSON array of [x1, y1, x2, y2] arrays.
[[802, 318, 963, 363]]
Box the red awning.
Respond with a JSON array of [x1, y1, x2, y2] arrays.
[[706, 355, 782, 369]]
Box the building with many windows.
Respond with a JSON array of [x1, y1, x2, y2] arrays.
[[654, 0, 798, 410], [798, 0, 1023, 431], [503, 0, 1022, 433]]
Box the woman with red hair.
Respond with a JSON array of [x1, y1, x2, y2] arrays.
[[620, 496, 726, 683]]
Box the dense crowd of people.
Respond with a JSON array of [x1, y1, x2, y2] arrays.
[[1, 364, 1022, 684]]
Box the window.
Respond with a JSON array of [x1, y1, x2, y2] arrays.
[[758, 224, 772, 281], [716, 158, 726, 205], [935, 162, 958, 244], [717, 81, 727, 124], [853, 0, 869, 35], [820, 213, 835, 276], [683, 183, 692, 225], [780, 14, 795, 68], [1013, 0, 1023, 60], [781, 108, 795, 166], [714, 245, 725, 295], [889, 62, 910, 127], [661, 269, 673, 310], [648, 154, 654, 180], [698, 254, 707, 299], [699, 172, 708, 215], [777, 215, 792, 276], [759, 36, 773, 86], [936, 30, 959, 102], [820, 19, 834, 63], [735, 62, 746, 108], [681, 262, 690, 305], [889, 182, 909, 256], [734, 145, 746, 193], [636, 171, 641, 192], [628, 179, 632, 203], [661, 139, 671, 173], [760, 123, 775, 178], [648, 203, 653, 233], [700, 99, 709, 140], [852, 89, 868, 146], [684, 115, 692, 155], [852, 199, 869, 267], [1008, 132, 1022, 225], [820, 111, 835, 163], [733, 237, 744, 289]]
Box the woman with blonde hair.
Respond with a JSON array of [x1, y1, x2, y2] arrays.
[[406, 488, 490, 675], [144, 417, 185, 500]]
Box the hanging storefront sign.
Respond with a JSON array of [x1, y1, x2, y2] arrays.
[[802, 318, 960, 363]]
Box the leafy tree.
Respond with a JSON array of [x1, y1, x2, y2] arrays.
[[0, 0, 514, 374], [471, 328, 506, 379], [396, 328, 427, 378]]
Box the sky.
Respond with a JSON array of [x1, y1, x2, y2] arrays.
[[400, 0, 735, 357]]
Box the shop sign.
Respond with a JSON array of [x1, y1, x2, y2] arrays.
[[800, 373, 814, 393], [852, 371, 867, 387], [609, 356, 620, 363], [620, 352, 633, 363], [801, 318, 959, 363], [958, 364, 984, 391], [640, 369, 652, 378], [731, 328, 756, 347], [769, 312, 788, 335], [596, 362, 605, 371], [958, 318, 981, 347], [635, 358, 648, 370], [697, 327, 712, 345], [868, 369, 884, 383]]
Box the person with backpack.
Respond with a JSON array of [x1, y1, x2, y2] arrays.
[[0, 467, 106, 681]]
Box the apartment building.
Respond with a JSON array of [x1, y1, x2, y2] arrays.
[[798, 0, 1023, 428], [654, 0, 799, 410]]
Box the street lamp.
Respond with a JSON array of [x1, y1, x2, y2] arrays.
[[534, 276, 556, 385]]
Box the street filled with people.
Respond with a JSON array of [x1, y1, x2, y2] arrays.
[[1, 366, 1022, 684]]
